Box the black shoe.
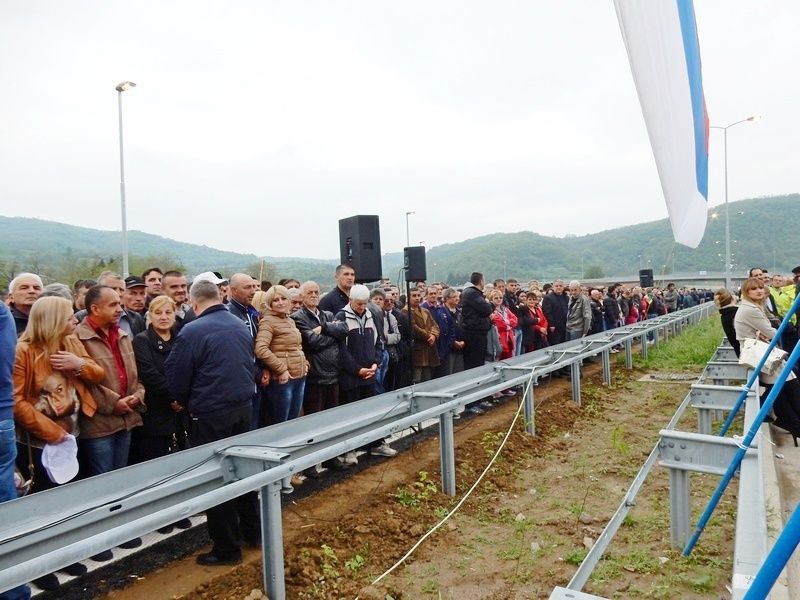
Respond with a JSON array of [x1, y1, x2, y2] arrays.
[[119, 537, 142, 549], [305, 467, 323, 479], [34, 573, 60, 591], [59, 562, 87, 577], [323, 458, 349, 470], [91, 550, 114, 562], [196, 552, 242, 566], [158, 525, 175, 534], [243, 536, 262, 549], [174, 518, 193, 530], [466, 406, 485, 415], [478, 401, 493, 410]]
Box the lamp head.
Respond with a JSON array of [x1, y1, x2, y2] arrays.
[[116, 81, 136, 92]]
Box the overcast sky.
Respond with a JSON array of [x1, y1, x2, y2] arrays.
[[1, 1, 797, 259]]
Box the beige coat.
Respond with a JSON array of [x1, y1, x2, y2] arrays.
[[408, 306, 441, 368], [75, 320, 145, 439], [255, 311, 308, 378]]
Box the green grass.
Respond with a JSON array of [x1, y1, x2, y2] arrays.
[[632, 317, 723, 369]]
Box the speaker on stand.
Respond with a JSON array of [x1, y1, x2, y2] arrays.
[[639, 269, 654, 288], [338, 215, 382, 283], [403, 246, 427, 384]]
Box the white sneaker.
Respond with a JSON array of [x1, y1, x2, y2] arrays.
[[370, 443, 398, 457], [343, 451, 359, 465]]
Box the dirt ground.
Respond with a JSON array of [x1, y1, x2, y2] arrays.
[[98, 356, 737, 600]]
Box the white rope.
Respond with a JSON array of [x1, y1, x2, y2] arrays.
[[371, 367, 538, 586]]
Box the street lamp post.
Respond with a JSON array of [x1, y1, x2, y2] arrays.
[[405, 211, 415, 248], [710, 116, 756, 290], [116, 81, 136, 277]]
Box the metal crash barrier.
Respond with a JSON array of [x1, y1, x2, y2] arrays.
[[552, 311, 800, 600], [0, 303, 713, 599]]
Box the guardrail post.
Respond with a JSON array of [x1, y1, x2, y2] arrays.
[[640, 333, 649, 359], [261, 481, 286, 599], [439, 411, 456, 496], [669, 468, 691, 548], [624, 339, 633, 369], [570, 362, 581, 406], [523, 383, 535, 436], [697, 409, 713, 435], [601, 349, 612, 386], [653, 326, 660, 347]]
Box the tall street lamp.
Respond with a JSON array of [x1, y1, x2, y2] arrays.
[[710, 116, 756, 290], [405, 211, 415, 248], [116, 80, 136, 277]]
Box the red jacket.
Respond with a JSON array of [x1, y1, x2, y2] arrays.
[[491, 307, 518, 359]]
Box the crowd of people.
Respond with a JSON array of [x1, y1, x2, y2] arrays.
[[1, 264, 717, 596]]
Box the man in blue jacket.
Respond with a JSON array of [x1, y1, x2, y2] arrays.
[[0, 302, 32, 600], [165, 279, 260, 566]]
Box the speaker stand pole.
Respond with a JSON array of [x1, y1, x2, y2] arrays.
[[406, 275, 415, 385]]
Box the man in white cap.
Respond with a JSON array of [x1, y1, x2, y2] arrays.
[[335, 284, 397, 463]]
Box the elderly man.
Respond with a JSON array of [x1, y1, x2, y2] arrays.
[[542, 279, 569, 345], [123, 276, 147, 315], [407, 288, 440, 383], [165, 280, 260, 566], [436, 288, 465, 377], [162, 270, 195, 328], [566, 280, 593, 340], [7, 273, 43, 336], [319, 264, 356, 314], [336, 284, 396, 463], [292, 281, 348, 418], [227, 272, 269, 426]]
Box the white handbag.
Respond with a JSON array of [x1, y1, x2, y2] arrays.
[[739, 336, 789, 376]]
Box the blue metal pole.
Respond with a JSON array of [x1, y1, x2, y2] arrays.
[[718, 292, 800, 436], [683, 336, 800, 555], [742, 503, 800, 599]]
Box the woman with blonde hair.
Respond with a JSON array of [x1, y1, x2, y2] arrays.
[[734, 277, 800, 442], [254, 285, 308, 493], [14, 296, 105, 588], [251, 290, 269, 316], [255, 285, 308, 424]]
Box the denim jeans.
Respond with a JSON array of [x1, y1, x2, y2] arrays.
[[567, 330, 584, 342], [266, 377, 306, 424], [513, 327, 523, 356], [375, 349, 389, 395], [0, 419, 32, 600], [81, 429, 132, 475]]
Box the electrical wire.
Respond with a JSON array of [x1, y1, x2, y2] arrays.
[[371, 365, 538, 586]]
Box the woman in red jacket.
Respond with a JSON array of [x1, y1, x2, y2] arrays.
[[488, 289, 517, 360]]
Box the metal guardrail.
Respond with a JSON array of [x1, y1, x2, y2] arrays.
[[551, 338, 786, 600], [0, 303, 714, 599]]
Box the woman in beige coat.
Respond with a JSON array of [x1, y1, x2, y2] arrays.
[[254, 285, 308, 425], [734, 277, 800, 441]]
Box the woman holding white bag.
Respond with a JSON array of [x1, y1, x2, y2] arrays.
[[734, 277, 800, 443]]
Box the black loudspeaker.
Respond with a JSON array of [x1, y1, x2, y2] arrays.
[[404, 246, 427, 282], [339, 215, 382, 283], [639, 269, 654, 288]]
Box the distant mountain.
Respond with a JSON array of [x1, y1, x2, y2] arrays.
[[0, 217, 340, 286], [1, 193, 797, 288], [422, 194, 799, 284]]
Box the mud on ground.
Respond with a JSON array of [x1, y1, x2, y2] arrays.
[[100, 363, 736, 600]]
